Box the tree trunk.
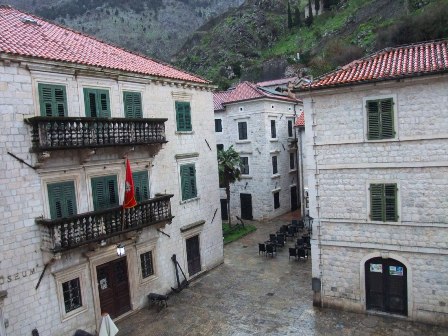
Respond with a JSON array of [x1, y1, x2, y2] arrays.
[[226, 184, 231, 227]]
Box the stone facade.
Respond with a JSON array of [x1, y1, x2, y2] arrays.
[[0, 60, 223, 335], [302, 75, 448, 326], [215, 98, 302, 221]]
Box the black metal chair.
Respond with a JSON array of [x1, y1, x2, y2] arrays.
[[296, 238, 304, 247], [297, 248, 306, 260], [297, 220, 305, 230], [276, 235, 285, 248], [258, 243, 266, 255], [266, 243, 276, 257], [289, 247, 298, 260]]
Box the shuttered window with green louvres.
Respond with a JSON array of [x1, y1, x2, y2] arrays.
[[180, 164, 197, 201], [132, 171, 149, 203], [175, 101, 192, 131], [370, 183, 398, 222], [84, 88, 110, 117], [91, 175, 119, 211], [38, 83, 67, 117], [367, 98, 395, 140], [47, 181, 77, 219], [123, 91, 142, 118]]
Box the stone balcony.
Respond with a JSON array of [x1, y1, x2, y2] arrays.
[[36, 194, 174, 253], [25, 116, 168, 152]]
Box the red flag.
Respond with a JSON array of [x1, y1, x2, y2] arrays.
[[123, 159, 137, 209]]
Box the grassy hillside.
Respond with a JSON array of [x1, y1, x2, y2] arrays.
[[175, 0, 448, 88], [1, 0, 244, 61]]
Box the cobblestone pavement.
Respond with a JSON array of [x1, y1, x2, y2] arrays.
[[117, 215, 448, 336]]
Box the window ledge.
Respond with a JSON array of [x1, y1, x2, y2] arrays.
[[180, 196, 200, 204], [289, 169, 297, 173], [241, 175, 252, 179], [271, 174, 281, 179], [270, 138, 278, 142], [140, 275, 158, 286], [176, 131, 194, 135], [365, 137, 397, 143], [236, 140, 251, 144]]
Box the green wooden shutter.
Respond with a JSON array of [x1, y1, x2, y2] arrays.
[[123, 92, 142, 118], [84, 88, 110, 117], [48, 181, 77, 219], [380, 99, 394, 139], [175, 101, 192, 131], [91, 175, 118, 210], [132, 171, 149, 203], [38, 83, 67, 117], [367, 100, 380, 140], [370, 184, 384, 221], [180, 164, 196, 200], [384, 183, 397, 221]]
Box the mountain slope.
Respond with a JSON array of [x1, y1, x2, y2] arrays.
[[175, 0, 448, 88], [0, 0, 244, 61]]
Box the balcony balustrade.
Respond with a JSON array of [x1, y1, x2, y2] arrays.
[[36, 194, 173, 253], [26, 116, 167, 152]]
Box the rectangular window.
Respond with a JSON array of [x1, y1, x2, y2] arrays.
[[38, 83, 67, 117], [370, 183, 398, 222], [123, 91, 142, 118], [47, 181, 77, 219], [272, 156, 278, 175], [238, 121, 247, 140], [274, 192, 280, 209], [290, 153, 295, 170], [91, 175, 119, 210], [271, 120, 277, 139], [175, 101, 192, 131], [366, 98, 395, 140], [62, 278, 82, 313], [240, 157, 249, 175], [180, 164, 197, 201], [288, 119, 293, 137], [140, 251, 155, 278], [132, 171, 149, 203], [215, 119, 222, 132], [216, 144, 224, 152], [83, 88, 110, 117]]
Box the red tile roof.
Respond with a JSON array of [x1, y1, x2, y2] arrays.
[[213, 81, 299, 110], [294, 111, 305, 127], [299, 40, 448, 91], [0, 6, 208, 84]]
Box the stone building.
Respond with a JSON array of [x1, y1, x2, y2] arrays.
[[214, 82, 302, 221], [0, 6, 222, 335], [295, 40, 448, 326]]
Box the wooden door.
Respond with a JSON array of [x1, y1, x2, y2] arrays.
[[366, 257, 407, 316], [220, 199, 228, 220], [290, 186, 298, 211], [240, 193, 253, 220], [186, 235, 201, 276], [97, 257, 131, 319]]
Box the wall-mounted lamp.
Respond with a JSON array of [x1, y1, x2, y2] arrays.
[[116, 243, 125, 257]]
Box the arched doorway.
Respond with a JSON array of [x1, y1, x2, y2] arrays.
[[365, 257, 408, 316]]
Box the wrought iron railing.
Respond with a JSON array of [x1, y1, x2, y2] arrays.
[[37, 194, 173, 253], [25, 116, 167, 151]]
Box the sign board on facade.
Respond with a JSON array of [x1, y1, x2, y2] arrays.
[[389, 266, 403, 276], [370, 263, 382, 273]]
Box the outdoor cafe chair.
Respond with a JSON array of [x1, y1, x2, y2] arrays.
[[258, 243, 266, 255], [297, 248, 307, 260], [296, 238, 304, 247], [266, 243, 276, 257], [269, 234, 277, 242], [289, 247, 298, 260]]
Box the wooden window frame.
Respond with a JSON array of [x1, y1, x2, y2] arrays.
[[238, 121, 248, 140], [289, 152, 295, 170], [83, 88, 111, 118], [215, 119, 222, 132], [273, 191, 280, 209], [91, 175, 119, 211], [366, 97, 395, 140], [240, 156, 250, 175], [175, 101, 192, 132], [287, 119, 294, 138], [38, 83, 68, 117], [180, 163, 198, 201], [123, 91, 142, 118], [369, 183, 398, 222], [271, 120, 277, 139], [132, 171, 150, 203], [272, 156, 278, 175], [47, 181, 78, 220]]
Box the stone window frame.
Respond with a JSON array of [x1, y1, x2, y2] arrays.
[[176, 153, 200, 204], [363, 94, 398, 142], [172, 91, 194, 135], [31, 73, 72, 117], [136, 239, 158, 285], [366, 180, 401, 224], [215, 118, 223, 132], [85, 165, 123, 212], [54, 263, 89, 322], [287, 118, 294, 138], [240, 156, 250, 176]]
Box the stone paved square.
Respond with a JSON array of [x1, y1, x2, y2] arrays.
[[117, 216, 448, 335]]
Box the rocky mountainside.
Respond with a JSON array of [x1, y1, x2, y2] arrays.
[[0, 0, 244, 61], [175, 0, 448, 88]]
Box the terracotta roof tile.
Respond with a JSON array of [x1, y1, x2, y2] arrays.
[[0, 5, 208, 84], [213, 81, 299, 111], [294, 111, 305, 127], [300, 40, 448, 90]]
